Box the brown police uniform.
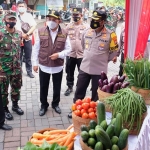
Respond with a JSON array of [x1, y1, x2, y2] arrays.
[[65, 7, 88, 94], [73, 10, 118, 102]]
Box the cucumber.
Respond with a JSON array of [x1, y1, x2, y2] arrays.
[[106, 124, 114, 139], [81, 131, 89, 142], [100, 120, 108, 130], [111, 144, 119, 150], [114, 113, 123, 137], [110, 118, 116, 125], [97, 102, 106, 125], [118, 129, 129, 149], [89, 120, 97, 129], [94, 142, 103, 150], [95, 128, 112, 149], [111, 136, 119, 145], [80, 125, 89, 132]]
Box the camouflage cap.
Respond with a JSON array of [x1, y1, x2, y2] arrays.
[[72, 7, 82, 14], [46, 10, 61, 19], [4, 11, 17, 19]]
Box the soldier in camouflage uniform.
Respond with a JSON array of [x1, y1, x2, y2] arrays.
[[0, 11, 24, 120]]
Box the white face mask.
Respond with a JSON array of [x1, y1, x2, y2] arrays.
[[48, 21, 58, 29], [18, 7, 27, 13]]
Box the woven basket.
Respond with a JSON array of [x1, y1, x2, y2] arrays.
[[123, 112, 147, 135], [131, 86, 150, 104], [72, 112, 97, 134], [97, 88, 113, 112], [80, 138, 128, 150]]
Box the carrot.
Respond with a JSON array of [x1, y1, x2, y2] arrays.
[[30, 138, 44, 145], [63, 132, 76, 146], [67, 141, 74, 150], [67, 124, 74, 130], [32, 133, 49, 139], [48, 130, 70, 135]]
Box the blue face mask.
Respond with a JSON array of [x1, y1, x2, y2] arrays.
[[5, 21, 16, 28], [18, 7, 26, 13]]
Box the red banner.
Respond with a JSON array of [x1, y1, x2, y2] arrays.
[[134, 0, 150, 59]]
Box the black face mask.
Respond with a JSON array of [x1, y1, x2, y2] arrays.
[[73, 17, 81, 22], [5, 21, 16, 28], [90, 20, 100, 29], [0, 11, 3, 14]]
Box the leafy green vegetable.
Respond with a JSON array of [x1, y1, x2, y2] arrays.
[[17, 140, 67, 150], [124, 58, 150, 89]]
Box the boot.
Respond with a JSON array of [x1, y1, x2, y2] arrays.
[[64, 87, 73, 96], [5, 106, 13, 120], [12, 102, 24, 115]]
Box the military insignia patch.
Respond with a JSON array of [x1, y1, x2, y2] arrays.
[[94, 12, 97, 16]]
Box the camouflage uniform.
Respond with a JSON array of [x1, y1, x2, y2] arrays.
[[0, 15, 5, 28], [0, 28, 22, 106]]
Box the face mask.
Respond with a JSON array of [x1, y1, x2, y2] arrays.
[[90, 20, 100, 29], [18, 7, 26, 13], [5, 21, 16, 28], [48, 21, 58, 29], [73, 17, 81, 22]]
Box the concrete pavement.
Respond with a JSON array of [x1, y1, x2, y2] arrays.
[[0, 19, 120, 150]]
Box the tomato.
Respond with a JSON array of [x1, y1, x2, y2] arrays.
[[90, 101, 97, 108], [84, 97, 91, 103], [75, 99, 82, 105], [82, 103, 90, 110], [76, 105, 82, 110], [88, 108, 94, 113], [81, 109, 87, 115], [93, 108, 97, 112], [82, 113, 89, 119], [71, 104, 76, 111], [89, 112, 96, 119], [74, 110, 81, 117]]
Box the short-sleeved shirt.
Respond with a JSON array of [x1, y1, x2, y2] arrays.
[[15, 12, 37, 39]]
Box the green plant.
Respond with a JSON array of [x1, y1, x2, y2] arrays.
[[124, 58, 150, 89], [17, 140, 67, 150]]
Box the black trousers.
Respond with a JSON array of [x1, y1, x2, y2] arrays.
[[39, 69, 63, 108], [20, 40, 32, 73], [0, 85, 5, 126], [66, 56, 82, 88], [73, 70, 101, 103], [119, 52, 124, 77]]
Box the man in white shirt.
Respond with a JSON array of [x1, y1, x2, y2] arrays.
[[32, 10, 71, 116], [16, 0, 37, 78]]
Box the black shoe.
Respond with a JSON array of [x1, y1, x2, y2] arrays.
[[39, 108, 47, 116], [0, 124, 12, 130], [68, 111, 72, 118], [27, 72, 34, 78], [64, 88, 73, 96], [12, 105, 24, 115], [52, 106, 61, 114], [5, 109, 13, 120]]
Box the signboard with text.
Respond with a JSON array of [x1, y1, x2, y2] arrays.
[[46, 0, 63, 8]]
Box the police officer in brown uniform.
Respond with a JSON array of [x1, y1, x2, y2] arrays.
[[33, 11, 71, 116], [64, 8, 88, 96], [68, 9, 118, 118]]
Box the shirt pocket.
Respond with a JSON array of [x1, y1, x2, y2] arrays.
[[68, 30, 75, 40], [56, 38, 66, 51], [40, 37, 48, 48]]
